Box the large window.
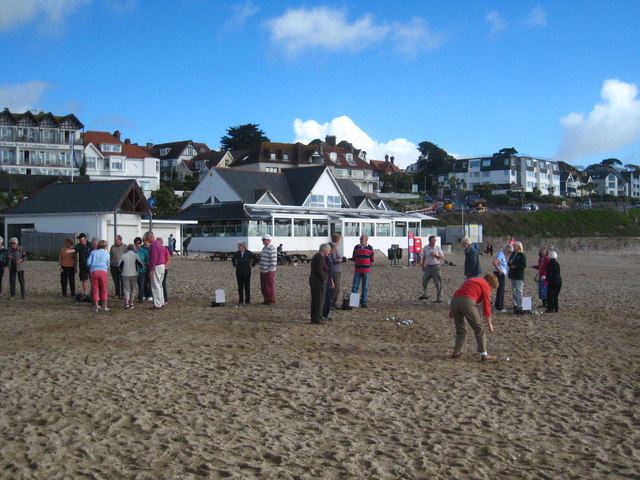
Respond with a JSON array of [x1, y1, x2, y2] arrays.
[[327, 195, 342, 208], [361, 222, 375, 237], [248, 220, 271, 237], [470, 160, 481, 168], [110, 157, 123, 170], [377, 223, 391, 236], [306, 194, 325, 208], [274, 218, 291, 236], [408, 222, 420, 235], [294, 218, 310, 237], [395, 222, 407, 237], [0, 148, 15, 164], [312, 219, 328, 237], [344, 222, 359, 237], [102, 144, 122, 153]]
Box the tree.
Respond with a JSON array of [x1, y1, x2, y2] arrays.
[[600, 158, 622, 168], [79, 158, 87, 176], [413, 141, 455, 194], [0, 189, 24, 211], [150, 187, 182, 218], [624, 163, 640, 173], [380, 172, 412, 193], [220, 124, 270, 151]]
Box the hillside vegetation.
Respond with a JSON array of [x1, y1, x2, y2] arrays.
[[432, 209, 640, 237]]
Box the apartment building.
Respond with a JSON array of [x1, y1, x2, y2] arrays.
[[0, 108, 84, 176]]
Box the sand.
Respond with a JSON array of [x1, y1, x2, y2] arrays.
[[0, 251, 638, 479]]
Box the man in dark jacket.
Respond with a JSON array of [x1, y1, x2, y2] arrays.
[[231, 242, 256, 305], [462, 238, 481, 278]]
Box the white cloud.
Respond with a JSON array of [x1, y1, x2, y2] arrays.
[[266, 7, 442, 56], [525, 5, 547, 27], [485, 11, 506, 37], [0, 80, 51, 111], [557, 79, 640, 162], [0, 0, 91, 32], [293, 115, 419, 169]]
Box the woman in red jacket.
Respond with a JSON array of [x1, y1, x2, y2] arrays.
[[449, 273, 499, 361]]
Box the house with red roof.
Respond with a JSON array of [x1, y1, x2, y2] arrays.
[[82, 131, 160, 196]]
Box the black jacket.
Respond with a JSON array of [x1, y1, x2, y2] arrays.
[[232, 250, 256, 276], [546, 258, 562, 286]]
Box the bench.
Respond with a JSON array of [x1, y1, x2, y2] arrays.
[[209, 252, 234, 261]]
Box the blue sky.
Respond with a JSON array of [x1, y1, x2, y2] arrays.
[[1, 0, 639, 169]]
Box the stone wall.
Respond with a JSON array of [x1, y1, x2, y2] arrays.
[[481, 236, 640, 254]]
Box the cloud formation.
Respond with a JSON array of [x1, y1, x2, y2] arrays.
[[266, 7, 442, 55], [0, 80, 51, 111], [485, 11, 506, 37], [0, 0, 91, 32], [293, 116, 419, 169], [224, 1, 259, 31], [557, 79, 640, 162], [525, 5, 547, 27]]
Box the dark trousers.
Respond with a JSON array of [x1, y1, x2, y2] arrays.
[[547, 284, 562, 312], [162, 268, 168, 302], [137, 272, 147, 301], [110, 266, 123, 297], [494, 271, 506, 311], [309, 276, 327, 323], [322, 282, 333, 318], [236, 274, 251, 304], [0, 267, 4, 294], [10, 266, 25, 297], [61, 266, 76, 296]]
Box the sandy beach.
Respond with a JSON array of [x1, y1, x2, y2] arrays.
[[0, 250, 638, 479]]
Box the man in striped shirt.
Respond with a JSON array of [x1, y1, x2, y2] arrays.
[[351, 234, 374, 308], [260, 234, 278, 304]]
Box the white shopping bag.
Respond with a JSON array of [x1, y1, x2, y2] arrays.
[[215, 289, 226, 303], [349, 293, 361, 307], [522, 296, 532, 311]]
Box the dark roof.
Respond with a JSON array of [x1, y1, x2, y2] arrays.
[[0, 172, 89, 194], [2, 180, 150, 216], [282, 166, 326, 205], [0, 108, 84, 129], [213, 168, 295, 205], [147, 140, 210, 159], [336, 179, 382, 208], [174, 201, 248, 221]]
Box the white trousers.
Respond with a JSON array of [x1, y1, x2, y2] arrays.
[[151, 264, 166, 308]]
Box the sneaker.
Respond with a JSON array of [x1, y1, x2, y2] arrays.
[[481, 355, 497, 362], [92, 307, 99, 313], [451, 352, 463, 359], [103, 307, 110, 312], [145, 297, 153, 302], [360, 304, 368, 308], [433, 299, 443, 303], [129, 304, 135, 310], [124, 304, 130, 309], [418, 295, 428, 300]]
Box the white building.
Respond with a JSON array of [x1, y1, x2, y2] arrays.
[[0, 108, 84, 176], [176, 166, 435, 254], [436, 150, 561, 196], [83, 131, 160, 197], [146, 140, 210, 181]]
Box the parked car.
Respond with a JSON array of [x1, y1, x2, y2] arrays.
[[521, 203, 539, 211]]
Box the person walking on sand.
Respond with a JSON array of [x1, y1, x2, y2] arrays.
[[146, 231, 166, 309], [260, 234, 278, 304], [545, 251, 562, 313], [351, 234, 374, 308], [86, 240, 110, 312], [309, 243, 331, 324], [462, 237, 481, 278], [182, 236, 192, 256], [508, 241, 526, 315], [419, 235, 444, 303], [59, 238, 77, 297], [492, 244, 513, 313], [449, 273, 499, 361]]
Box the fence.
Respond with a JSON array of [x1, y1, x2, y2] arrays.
[[22, 231, 76, 257]]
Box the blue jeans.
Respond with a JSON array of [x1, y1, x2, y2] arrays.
[[352, 271, 370, 305]]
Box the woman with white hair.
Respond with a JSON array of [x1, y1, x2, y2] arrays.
[[309, 243, 331, 324], [545, 251, 562, 313], [507, 241, 526, 314], [7, 237, 27, 299]]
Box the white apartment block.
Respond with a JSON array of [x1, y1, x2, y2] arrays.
[[0, 109, 84, 176], [83, 131, 160, 197], [436, 153, 561, 196]]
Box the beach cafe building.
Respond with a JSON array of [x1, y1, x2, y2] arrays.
[[174, 166, 437, 255]]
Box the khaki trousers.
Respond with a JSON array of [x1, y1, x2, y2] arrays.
[[451, 295, 487, 354]]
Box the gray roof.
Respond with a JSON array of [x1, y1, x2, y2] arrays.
[[214, 168, 295, 205], [1, 180, 150, 216], [174, 201, 247, 221]]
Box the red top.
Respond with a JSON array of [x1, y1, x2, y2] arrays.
[[453, 277, 492, 317], [533, 255, 550, 277]]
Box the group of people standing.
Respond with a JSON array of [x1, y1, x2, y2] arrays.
[[57, 231, 172, 312]]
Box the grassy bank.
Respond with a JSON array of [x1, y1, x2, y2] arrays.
[[432, 209, 640, 237]]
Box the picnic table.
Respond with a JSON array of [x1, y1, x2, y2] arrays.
[[209, 252, 234, 261]]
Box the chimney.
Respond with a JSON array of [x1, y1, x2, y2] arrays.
[[390, 156, 395, 164], [125, 138, 131, 144], [146, 142, 154, 149], [385, 154, 389, 162], [113, 130, 121, 140], [325, 135, 336, 146]]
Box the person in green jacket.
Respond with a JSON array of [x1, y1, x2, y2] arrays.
[[508, 241, 526, 314]]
